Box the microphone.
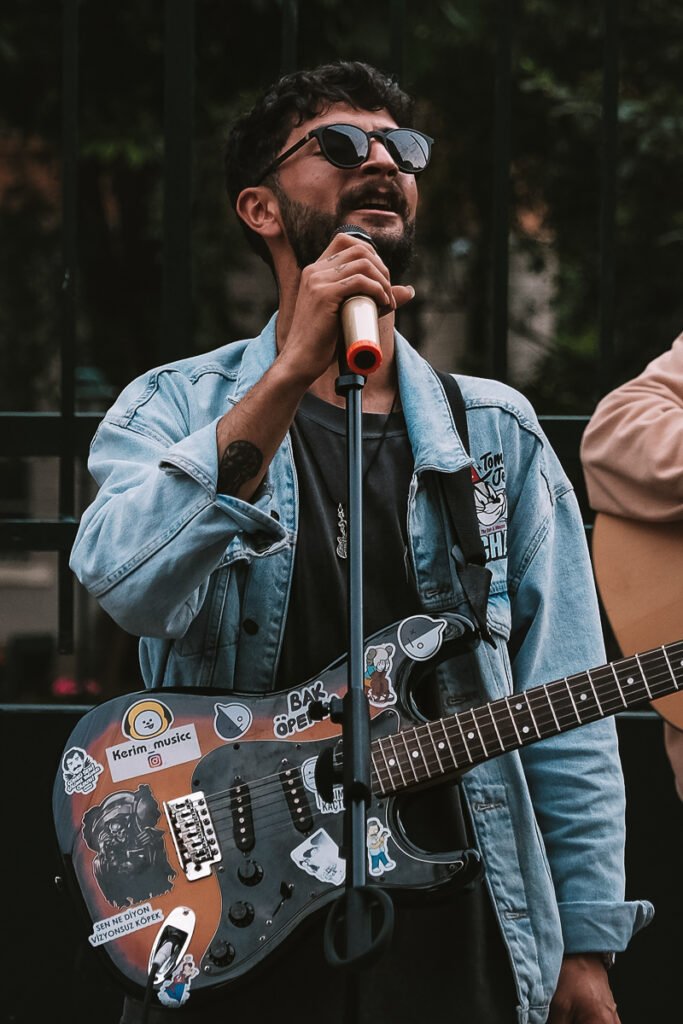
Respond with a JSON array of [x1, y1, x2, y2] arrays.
[[333, 224, 383, 376]]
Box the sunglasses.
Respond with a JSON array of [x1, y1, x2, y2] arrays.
[[257, 123, 434, 183]]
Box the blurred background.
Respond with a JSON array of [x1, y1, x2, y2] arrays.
[[1, 2, 681, 1021]]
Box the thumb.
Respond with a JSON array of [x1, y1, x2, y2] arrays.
[[392, 284, 415, 309]]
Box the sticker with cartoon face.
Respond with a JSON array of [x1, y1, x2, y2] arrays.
[[214, 702, 253, 741], [81, 783, 177, 909], [302, 757, 344, 815], [61, 745, 104, 796], [366, 816, 396, 877], [123, 699, 174, 741], [471, 457, 508, 561], [157, 954, 199, 1008], [364, 642, 397, 707], [290, 828, 346, 886], [397, 615, 447, 662]]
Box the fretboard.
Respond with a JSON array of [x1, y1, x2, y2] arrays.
[[370, 639, 683, 797]]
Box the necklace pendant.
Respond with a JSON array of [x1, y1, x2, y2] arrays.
[[336, 502, 348, 560]]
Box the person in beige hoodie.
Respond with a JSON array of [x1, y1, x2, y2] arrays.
[[581, 333, 683, 799]]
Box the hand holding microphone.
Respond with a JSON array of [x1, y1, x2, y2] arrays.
[[332, 224, 383, 376]]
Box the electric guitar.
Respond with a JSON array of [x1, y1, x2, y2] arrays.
[[53, 609, 683, 1007], [592, 512, 683, 729]]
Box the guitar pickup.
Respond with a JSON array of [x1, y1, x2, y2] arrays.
[[164, 791, 222, 880], [279, 762, 313, 833], [231, 776, 255, 853]]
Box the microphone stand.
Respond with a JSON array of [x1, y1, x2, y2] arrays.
[[319, 347, 394, 1024]]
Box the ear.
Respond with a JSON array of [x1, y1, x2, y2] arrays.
[[235, 186, 284, 242]]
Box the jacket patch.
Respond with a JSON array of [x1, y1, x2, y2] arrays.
[[472, 451, 508, 562]]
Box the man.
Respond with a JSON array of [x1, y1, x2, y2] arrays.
[[581, 333, 683, 800], [71, 61, 651, 1023]]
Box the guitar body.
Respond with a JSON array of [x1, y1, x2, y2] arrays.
[[52, 612, 477, 1005], [592, 512, 683, 728]]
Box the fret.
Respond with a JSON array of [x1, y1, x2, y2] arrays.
[[370, 746, 387, 796], [586, 669, 604, 715], [542, 683, 561, 731], [458, 709, 488, 760], [502, 696, 523, 745], [527, 686, 558, 739], [565, 671, 602, 723], [489, 698, 518, 750], [523, 692, 541, 738], [507, 695, 538, 744], [425, 720, 445, 773], [377, 738, 394, 787], [610, 663, 628, 708], [436, 718, 461, 771], [611, 655, 651, 708], [564, 679, 582, 724], [485, 703, 505, 752], [662, 646, 681, 693], [634, 654, 653, 699], [414, 727, 433, 779], [454, 715, 474, 764], [401, 732, 420, 782], [387, 735, 408, 786]]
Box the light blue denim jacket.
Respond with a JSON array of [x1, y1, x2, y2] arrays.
[[71, 315, 652, 1023]]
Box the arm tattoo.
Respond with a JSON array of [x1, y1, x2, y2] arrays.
[[217, 440, 264, 496]]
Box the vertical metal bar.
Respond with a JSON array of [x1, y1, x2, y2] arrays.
[[162, 0, 195, 364], [280, 0, 299, 75], [491, 0, 513, 382], [58, 0, 79, 654], [390, 0, 406, 82], [598, 0, 620, 393]]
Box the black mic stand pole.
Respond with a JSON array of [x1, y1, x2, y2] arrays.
[[321, 347, 393, 1024]]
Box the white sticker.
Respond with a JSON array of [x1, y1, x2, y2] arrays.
[[88, 902, 164, 947], [366, 816, 396, 877], [397, 615, 447, 662], [290, 828, 346, 886], [61, 745, 104, 796], [157, 953, 199, 1008], [214, 702, 252, 740], [106, 723, 201, 782], [302, 757, 344, 815]]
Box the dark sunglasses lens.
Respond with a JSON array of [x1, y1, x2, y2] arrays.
[[320, 124, 368, 167], [387, 130, 431, 172]]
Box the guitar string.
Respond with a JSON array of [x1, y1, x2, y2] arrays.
[[196, 649, 682, 843]]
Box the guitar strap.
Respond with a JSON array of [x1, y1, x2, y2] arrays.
[[434, 370, 493, 644]]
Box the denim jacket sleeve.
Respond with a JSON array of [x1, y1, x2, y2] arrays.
[[505, 417, 653, 953], [69, 367, 287, 638]]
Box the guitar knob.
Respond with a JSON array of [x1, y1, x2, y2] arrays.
[[228, 901, 255, 928], [208, 939, 235, 967], [237, 859, 264, 886]]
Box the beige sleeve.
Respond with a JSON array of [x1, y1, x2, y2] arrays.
[[580, 333, 683, 521]]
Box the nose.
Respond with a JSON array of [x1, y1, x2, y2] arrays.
[[361, 136, 399, 176]]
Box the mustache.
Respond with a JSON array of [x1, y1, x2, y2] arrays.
[[338, 183, 410, 220]]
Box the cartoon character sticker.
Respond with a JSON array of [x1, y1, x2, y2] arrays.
[[157, 954, 199, 1008], [471, 455, 508, 562], [366, 816, 396, 877], [290, 828, 346, 886], [363, 643, 397, 706], [62, 745, 104, 796], [122, 699, 174, 741], [81, 784, 177, 909], [214, 702, 253, 740], [397, 615, 447, 662]]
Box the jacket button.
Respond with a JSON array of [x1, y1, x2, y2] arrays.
[[243, 619, 259, 635], [270, 509, 280, 521]]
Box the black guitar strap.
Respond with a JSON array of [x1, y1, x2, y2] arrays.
[[434, 370, 493, 644]]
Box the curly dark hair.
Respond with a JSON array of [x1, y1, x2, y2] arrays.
[[224, 61, 415, 268]]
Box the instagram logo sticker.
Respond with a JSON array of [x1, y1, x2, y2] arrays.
[[148, 753, 163, 769]]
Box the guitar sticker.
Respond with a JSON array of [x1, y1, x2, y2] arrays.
[[214, 702, 253, 740], [88, 901, 164, 948], [366, 816, 396, 877], [273, 679, 330, 738], [122, 699, 174, 740], [157, 954, 199, 1009], [81, 784, 177, 909], [302, 757, 344, 814], [364, 643, 396, 706], [290, 828, 346, 886], [106, 724, 201, 783], [397, 615, 446, 662], [471, 455, 508, 562], [61, 745, 103, 796]]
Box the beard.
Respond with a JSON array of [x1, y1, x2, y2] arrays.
[[270, 180, 416, 281]]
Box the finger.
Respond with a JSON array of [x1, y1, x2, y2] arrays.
[[390, 284, 415, 310]]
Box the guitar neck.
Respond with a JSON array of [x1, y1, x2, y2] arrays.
[[371, 640, 683, 796]]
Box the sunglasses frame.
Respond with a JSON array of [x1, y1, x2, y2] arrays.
[[256, 123, 434, 184]]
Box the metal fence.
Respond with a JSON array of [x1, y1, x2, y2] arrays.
[[0, 0, 630, 677]]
